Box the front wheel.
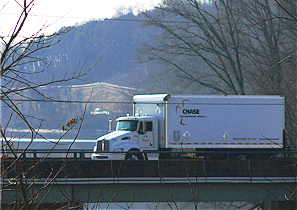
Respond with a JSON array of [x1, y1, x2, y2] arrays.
[[125, 151, 143, 160]]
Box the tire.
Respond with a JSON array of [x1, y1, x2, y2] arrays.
[[125, 151, 143, 160]]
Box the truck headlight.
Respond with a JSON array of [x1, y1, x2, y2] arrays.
[[113, 148, 124, 152], [93, 146, 97, 152]]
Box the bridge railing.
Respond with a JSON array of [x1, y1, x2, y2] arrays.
[[2, 153, 297, 178], [1, 149, 93, 161], [2, 148, 296, 161]]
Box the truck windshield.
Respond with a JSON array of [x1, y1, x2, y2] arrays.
[[116, 120, 138, 131]]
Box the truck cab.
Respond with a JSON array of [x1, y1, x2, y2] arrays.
[[91, 115, 159, 160]]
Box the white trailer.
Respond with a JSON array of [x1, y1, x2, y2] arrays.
[[92, 94, 285, 160]]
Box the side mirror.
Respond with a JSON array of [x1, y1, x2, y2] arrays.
[[109, 119, 113, 132]]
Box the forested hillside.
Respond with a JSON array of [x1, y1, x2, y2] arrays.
[[28, 13, 152, 86], [22, 12, 208, 93]]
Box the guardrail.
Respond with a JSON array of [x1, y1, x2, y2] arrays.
[[2, 149, 93, 161], [2, 148, 296, 161]]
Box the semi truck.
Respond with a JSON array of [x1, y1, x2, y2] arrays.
[[91, 94, 285, 160]]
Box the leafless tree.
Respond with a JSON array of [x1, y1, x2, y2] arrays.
[[139, 0, 250, 95], [1, 0, 99, 209], [236, 0, 297, 146], [139, 0, 297, 146]]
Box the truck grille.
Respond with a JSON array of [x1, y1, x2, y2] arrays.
[[97, 140, 110, 152]]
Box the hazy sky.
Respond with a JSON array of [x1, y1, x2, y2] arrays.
[[0, 0, 162, 37]]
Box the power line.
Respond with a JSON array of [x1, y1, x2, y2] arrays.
[[1, 12, 107, 20], [1, 98, 131, 104], [2, 98, 195, 105], [1, 12, 194, 24]]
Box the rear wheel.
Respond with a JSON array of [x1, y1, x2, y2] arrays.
[[125, 151, 143, 160]]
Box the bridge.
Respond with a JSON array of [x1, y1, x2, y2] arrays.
[[2, 152, 297, 209]]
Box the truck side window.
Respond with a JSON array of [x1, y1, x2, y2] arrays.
[[139, 121, 152, 134], [146, 121, 153, 132]]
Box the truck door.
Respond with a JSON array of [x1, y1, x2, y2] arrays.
[[137, 120, 154, 149]]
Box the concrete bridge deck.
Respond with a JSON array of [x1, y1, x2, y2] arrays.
[[2, 158, 297, 205]]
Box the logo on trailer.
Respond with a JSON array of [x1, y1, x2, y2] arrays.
[[182, 109, 200, 114], [176, 99, 205, 125]]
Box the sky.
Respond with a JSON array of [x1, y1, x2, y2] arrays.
[[0, 0, 162, 38]]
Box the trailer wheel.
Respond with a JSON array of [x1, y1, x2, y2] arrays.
[[125, 150, 143, 160]]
